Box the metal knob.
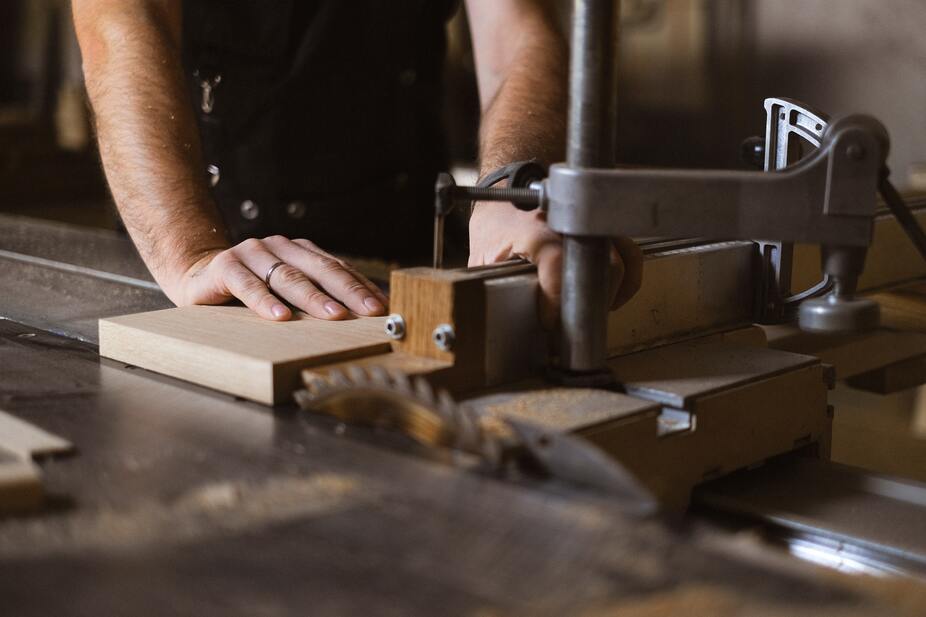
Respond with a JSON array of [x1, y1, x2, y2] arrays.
[[798, 293, 880, 334], [799, 246, 880, 334]]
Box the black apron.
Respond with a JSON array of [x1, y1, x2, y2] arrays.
[[182, 1, 457, 261]]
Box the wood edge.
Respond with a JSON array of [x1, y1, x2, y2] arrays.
[[99, 319, 273, 404], [0, 460, 44, 513]]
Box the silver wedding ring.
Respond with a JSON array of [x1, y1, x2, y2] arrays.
[[264, 261, 286, 290]]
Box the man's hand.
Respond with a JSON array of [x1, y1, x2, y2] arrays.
[[469, 203, 643, 327], [173, 237, 389, 321]]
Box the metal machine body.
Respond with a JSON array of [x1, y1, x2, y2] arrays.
[[431, 0, 926, 380]]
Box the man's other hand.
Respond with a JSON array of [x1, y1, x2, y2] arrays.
[[469, 203, 643, 328], [173, 236, 389, 321]]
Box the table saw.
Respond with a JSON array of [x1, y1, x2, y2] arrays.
[[2, 202, 926, 615], [4, 0, 926, 613]]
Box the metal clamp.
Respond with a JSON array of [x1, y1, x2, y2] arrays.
[[432, 161, 546, 269]]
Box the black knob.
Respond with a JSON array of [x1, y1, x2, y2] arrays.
[[740, 136, 766, 169]]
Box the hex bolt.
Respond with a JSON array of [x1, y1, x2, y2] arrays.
[[432, 324, 455, 352], [384, 314, 406, 340], [206, 164, 221, 187], [239, 199, 260, 220]]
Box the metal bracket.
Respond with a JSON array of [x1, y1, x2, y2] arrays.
[[755, 98, 832, 323]]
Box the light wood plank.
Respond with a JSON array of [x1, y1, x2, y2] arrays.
[[0, 409, 73, 460], [0, 410, 73, 513], [0, 455, 43, 514], [100, 306, 391, 404]]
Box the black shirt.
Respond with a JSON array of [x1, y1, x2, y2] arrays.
[[182, 1, 458, 260]]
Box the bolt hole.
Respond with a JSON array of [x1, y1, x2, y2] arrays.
[[815, 123, 823, 131]]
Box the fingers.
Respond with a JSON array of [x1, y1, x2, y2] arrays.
[[290, 239, 388, 307], [232, 238, 349, 320], [529, 236, 642, 330], [607, 244, 626, 309], [211, 250, 292, 321], [532, 241, 563, 330], [271, 237, 387, 316], [611, 236, 644, 310]]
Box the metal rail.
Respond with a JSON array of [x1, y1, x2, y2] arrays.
[[560, 0, 621, 377]]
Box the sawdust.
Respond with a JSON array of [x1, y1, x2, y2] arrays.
[[0, 472, 364, 557], [477, 388, 648, 432]]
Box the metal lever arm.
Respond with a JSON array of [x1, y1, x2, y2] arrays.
[[546, 115, 888, 246]]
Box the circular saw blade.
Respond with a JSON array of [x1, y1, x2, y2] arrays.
[[296, 366, 506, 465]]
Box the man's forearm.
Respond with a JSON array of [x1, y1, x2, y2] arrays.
[[470, 3, 568, 176], [75, 1, 227, 297]]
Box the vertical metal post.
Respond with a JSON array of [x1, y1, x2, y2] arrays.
[[560, 0, 620, 374]]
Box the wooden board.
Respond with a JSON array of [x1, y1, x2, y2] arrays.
[[765, 283, 926, 385], [466, 342, 829, 510], [0, 454, 43, 514], [586, 363, 830, 509], [100, 306, 391, 404], [0, 408, 74, 513], [609, 339, 819, 408], [0, 408, 74, 460]]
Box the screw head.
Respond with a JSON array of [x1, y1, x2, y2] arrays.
[[432, 324, 455, 351], [846, 144, 866, 160], [286, 201, 307, 219], [385, 314, 406, 340], [206, 164, 220, 187], [239, 199, 260, 220]]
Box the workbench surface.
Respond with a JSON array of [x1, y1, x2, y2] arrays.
[[0, 215, 916, 616]]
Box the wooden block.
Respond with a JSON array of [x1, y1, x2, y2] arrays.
[[609, 339, 819, 408], [0, 408, 74, 460], [793, 206, 926, 294], [0, 410, 73, 514], [483, 274, 545, 386], [0, 455, 43, 514], [871, 283, 926, 333], [388, 263, 540, 391], [468, 344, 830, 510], [606, 241, 756, 355], [604, 342, 831, 508], [389, 267, 487, 368], [585, 363, 831, 510], [465, 383, 659, 433], [847, 354, 926, 394], [765, 326, 926, 381], [100, 306, 391, 404]]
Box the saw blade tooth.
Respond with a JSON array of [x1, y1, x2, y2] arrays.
[[367, 366, 391, 387], [346, 365, 369, 386], [327, 369, 351, 389], [390, 370, 413, 395], [455, 404, 481, 448], [413, 377, 435, 406], [293, 388, 313, 409], [302, 375, 327, 396], [436, 389, 456, 418]]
